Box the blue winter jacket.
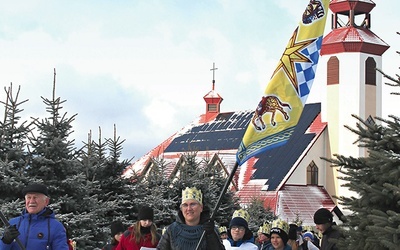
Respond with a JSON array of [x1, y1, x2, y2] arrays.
[[0, 207, 69, 250]]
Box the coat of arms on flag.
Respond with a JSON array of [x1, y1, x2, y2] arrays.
[[236, 0, 329, 165]]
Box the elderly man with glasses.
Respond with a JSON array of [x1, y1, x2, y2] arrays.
[[156, 187, 225, 250]]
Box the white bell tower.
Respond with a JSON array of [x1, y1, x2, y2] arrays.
[[320, 0, 389, 205]]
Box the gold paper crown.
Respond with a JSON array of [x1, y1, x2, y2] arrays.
[[218, 226, 227, 234], [232, 209, 250, 222], [271, 219, 289, 234], [182, 187, 202, 204], [260, 222, 270, 234]]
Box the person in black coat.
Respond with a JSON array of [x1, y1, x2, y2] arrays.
[[313, 208, 342, 250], [156, 187, 224, 250]]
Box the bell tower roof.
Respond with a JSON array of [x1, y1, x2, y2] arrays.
[[321, 0, 389, 56], [202, 62, 223, 122]]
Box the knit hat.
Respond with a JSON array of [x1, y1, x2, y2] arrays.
[[270, 219, 289, 244], [22, 183, 48, 196], [229, 209, 250, 229], [313, 208, 333, 224], [303, 231, 314, 241], [110, 221, 124, 236], [138, 206, 154, 221], [181, 187, 203, 205], [229, 209, 253, 240]]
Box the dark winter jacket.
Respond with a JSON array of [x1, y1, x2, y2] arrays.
[[0, 207, 69, 250], [256, 240, 272, 250], [156, 208, 224, 250], [320, 226, 341, 250]]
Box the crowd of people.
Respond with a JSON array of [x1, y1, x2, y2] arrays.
[[1, 183, 342, 250]]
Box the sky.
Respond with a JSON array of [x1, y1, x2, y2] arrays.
[[0, 1, 398, 161]]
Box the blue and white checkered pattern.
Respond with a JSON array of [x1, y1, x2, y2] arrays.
[[295, 36, 323, 104]]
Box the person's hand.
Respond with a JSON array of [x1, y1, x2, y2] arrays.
[[203, 219, 215, 235], [2, 225, 20, 244]]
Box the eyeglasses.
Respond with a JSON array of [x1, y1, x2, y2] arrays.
[[181, 202, 200, 209], [231, 226, 245, 231]]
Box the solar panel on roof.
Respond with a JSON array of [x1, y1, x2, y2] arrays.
[[217, 112, 234, 120], [165, 104, 320, 163], [214, 121, 226, 130], [220, 122, 229, 130], [201, 123, 210, 131], [206, 122, 218, 131], [234, 112, 252, 128], [229, 113, 238, 120], [165, 127, 247, 152], [191, 126, 203, 133]]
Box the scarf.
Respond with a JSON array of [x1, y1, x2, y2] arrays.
[[169, 222, 206, 250]]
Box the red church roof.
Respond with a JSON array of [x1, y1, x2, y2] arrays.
[[329, 0, 376, 14], [322, 0, 389, 56], [322, 26, 389, 55], [278, 185, 336, 225]]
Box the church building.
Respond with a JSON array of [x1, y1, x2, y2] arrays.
[[123, 0, 389, 225]]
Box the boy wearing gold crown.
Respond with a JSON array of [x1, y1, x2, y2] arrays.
[[223, 209, 258, 250], [256, 223, 271, 250], [156, 187, 224, 250], [268, 219, 291, 250], [219, 226, 228, 240]]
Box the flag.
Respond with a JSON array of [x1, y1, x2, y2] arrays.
[[236, 0, 329, 165]]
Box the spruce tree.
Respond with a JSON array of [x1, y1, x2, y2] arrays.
[[102, 124, 138, 224], [246, 197, 276, 233], [135, 157, 178, 228], [325, 40, 400, 250], [80, 126, 139, 247], [26, 69, 103, 249], [0, 83, 32, 218]]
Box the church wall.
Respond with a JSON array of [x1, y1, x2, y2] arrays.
[[286, 129, 330, 187]]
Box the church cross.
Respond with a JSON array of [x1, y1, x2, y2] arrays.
[[210, 62, 218, 90]]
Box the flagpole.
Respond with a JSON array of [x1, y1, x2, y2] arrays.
[[195, 161, 239, 250], [0, 210, 26, 250]]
